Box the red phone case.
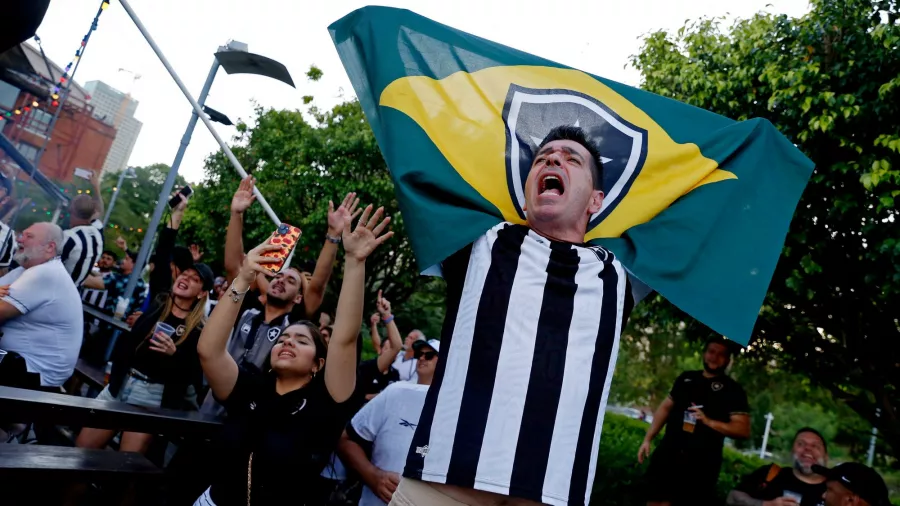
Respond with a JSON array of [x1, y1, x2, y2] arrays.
[[260, 224, 301, 275]]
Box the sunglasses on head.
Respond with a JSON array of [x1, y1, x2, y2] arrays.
[[415, 351, 438, 360]]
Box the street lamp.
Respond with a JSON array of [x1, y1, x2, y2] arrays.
[[102, 166, 137, 226], [115, 33, 294, 311]]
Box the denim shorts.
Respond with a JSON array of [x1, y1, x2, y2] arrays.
[[95, 370, 163, 409]]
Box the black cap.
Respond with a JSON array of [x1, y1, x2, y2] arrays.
[[187, 263, 215, 292], [813, 463, 890, 506]]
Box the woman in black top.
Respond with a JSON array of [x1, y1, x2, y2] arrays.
[[195, 204, 393, 506], [76, 195, 214, 454]]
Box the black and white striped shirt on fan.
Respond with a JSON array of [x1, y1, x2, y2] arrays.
[[0, 220, 15, 269], [404, 222, 633, 506], [62, 219, 104, 287]]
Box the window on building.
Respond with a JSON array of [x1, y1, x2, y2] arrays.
[[15, 142, 40, 162], [24, 109, 53, 136]]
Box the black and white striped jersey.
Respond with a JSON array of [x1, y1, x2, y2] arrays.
[[0, 220, 15, 269], [62, 219, 104, 287], [404, 222, 632, 506]]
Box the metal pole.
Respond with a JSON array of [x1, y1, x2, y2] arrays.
[[50, 203, 61, 223], [116, 0, 280, 225], [118, 58, 219, 310], [760, 412, 774, 459], [866, 408, 881, 467], [103, 168, 131, 225]]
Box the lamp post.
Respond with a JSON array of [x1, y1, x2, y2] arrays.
[[113, 1, 295, 314], [102, 166, 137, 226]]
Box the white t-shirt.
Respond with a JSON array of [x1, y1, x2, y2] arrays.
[[0, 258, 84, 386], [391, 351, 418, 382], [350, 381, 429, 506]]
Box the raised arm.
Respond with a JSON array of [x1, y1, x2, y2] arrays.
[[369, 312, 382, 354], [89, 170, 104, 221], [303, 192, 361, 316], [638, 396, 674, 463], [224, 177, 256, 283], [198, 240, 279, 402], [375, 291, 402, 374], [324, 205, 393, 403]]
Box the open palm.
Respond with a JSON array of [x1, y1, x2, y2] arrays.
[[328, 192, 362, 235], [343, 205, 393, 261], [231, 176, 257, 214]]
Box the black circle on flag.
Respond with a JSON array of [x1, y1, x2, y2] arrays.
[[501, 85, 649, 230]]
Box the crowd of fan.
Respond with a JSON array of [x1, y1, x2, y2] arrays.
[[0, 153, 891, 506], [0, 176, 441, 505]]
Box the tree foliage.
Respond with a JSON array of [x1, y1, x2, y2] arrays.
[[98, 163, 188, 250], [181, 99, 424, 316], [630, 0, 900, 456]]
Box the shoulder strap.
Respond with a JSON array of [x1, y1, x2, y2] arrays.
[[765, 464, 781, 482]]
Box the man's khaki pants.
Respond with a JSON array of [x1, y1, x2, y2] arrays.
[[389, 478, 467, 506]]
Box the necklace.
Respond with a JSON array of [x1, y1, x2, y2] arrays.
[[173, 299, 192, 312]]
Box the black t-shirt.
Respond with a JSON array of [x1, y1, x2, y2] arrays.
[[130, 313, 188, 382], [736, 465, 826, 506], [208, 368, 354, 506], [661, 370, 749, 456], [356, 358, 400, 398]]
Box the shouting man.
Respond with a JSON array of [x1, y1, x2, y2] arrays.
[[395, 125, 634, 506]]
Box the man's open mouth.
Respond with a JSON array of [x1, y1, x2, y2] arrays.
[[539, 173, 565, 196]]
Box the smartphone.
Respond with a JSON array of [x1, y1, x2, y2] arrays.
[[74, 168, 94, 180], [168, 185, 193, 208], [260, 223, 302, 275]]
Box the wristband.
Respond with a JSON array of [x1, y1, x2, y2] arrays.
[[229, 279, 251, 303], [383, 314, 394, 324], [326, 234, 342, 244]]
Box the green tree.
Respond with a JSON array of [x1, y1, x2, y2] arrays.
[[181, 99, 425, 317], [630, 0, 900, 455], [97, 163, 189, 250]]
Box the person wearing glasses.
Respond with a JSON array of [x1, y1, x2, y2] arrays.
[[338, 339, 441, 505]]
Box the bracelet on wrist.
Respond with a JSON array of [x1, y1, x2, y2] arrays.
[[383, 314, 395, 324], [326, 233, 342, 244], [229, 279, 251, 303]]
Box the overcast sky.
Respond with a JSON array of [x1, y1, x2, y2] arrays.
[[34, 0, 811, 184]]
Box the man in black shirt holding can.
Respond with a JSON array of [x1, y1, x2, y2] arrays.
[[638, 336, 751, 506]]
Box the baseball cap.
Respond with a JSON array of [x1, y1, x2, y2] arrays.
[[412, 338, 441, 354], [186, 263, 215, 292], [813, 463, 890, 506]]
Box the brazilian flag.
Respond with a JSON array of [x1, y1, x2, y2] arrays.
[[329, 7, 813, 345]]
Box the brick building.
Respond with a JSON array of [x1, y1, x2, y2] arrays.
[[0, 42, 115, 182]]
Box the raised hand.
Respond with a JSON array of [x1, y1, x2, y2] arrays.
[[342, 205, 393, 262], [170, 193, 188, 229], [237, 239, 281, 286], [190, 244, 203, 262], [231, 176, 257, 214], [376, 289, 392, 319], [115, 236, 128, 251], [370, 312, 381, 326], [327, 192, 362, 237]]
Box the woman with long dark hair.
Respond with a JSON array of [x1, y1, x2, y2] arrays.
[[76, 195, 214, 454], [194, 204, 393, 506]]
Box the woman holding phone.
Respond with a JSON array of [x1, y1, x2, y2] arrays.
[[76, 194, 215, 454], [194, 204, 392, 506]]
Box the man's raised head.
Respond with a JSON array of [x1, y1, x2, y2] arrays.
[[523, 125, 606, 243], [14, 222, 64, 268]]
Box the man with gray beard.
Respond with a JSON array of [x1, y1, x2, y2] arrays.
[[0, 222, 83, 389], [727, 428, 829, 506]]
